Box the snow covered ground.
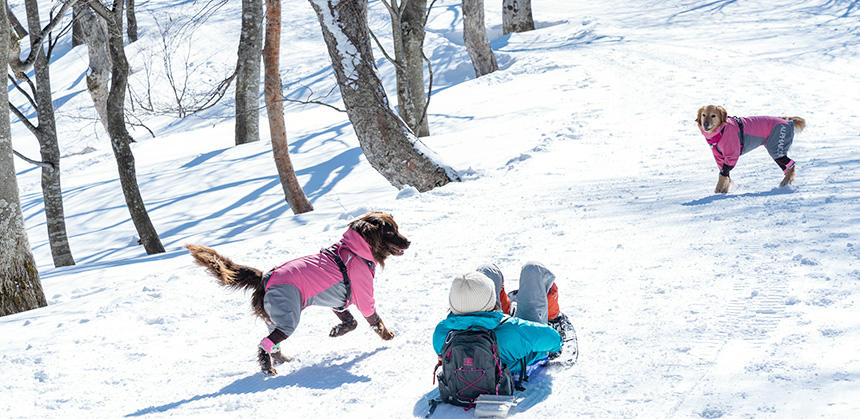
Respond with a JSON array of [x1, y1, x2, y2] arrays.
[[2, 0, 859, 417]]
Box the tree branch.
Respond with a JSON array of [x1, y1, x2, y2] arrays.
[[125, 113, 156, 138], [7, 5, 28, 38], [47, 12, 75, 61], [16, 0, 80, 69], [7, 101, 40, 136], [379, 0, 397, 15], [368, 26, 404, 70], [189, 70, 237, 115], [86, 0, 112, 22], [12, 149, 55, 170], [419, 48, 433, 128], [425, 0, 438, 22], [418, 0, 438, 127], [280, 97, 345, 113], [7, 75, 39, 113]]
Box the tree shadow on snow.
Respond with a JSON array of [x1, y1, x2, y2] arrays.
[[125, 347, 385, 417], [411, 367, 552, 417], [681, 187, 795, 206]]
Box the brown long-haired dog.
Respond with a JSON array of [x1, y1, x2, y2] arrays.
[[696, 105, 805, 193], [186, 211, 409, 375]]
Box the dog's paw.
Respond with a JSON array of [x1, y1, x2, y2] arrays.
[[329, 319, 358, 337], [779, 166, 796, 187], [372, 321, 396, 340], [271, 350, 293, 365], [714, 175, 732, 194], [257, 347, 279, 376]]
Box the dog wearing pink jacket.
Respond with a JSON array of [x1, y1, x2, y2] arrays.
[[187, 211, 410, 375], [697, 105, 805, 193]]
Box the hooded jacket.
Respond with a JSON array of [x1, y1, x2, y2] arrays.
[[432, 311, 562, 373], [265, 228, 378, 317], [700, 116, 788, 169]]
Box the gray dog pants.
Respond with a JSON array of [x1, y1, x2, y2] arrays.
[[263, 284, 303, 336]]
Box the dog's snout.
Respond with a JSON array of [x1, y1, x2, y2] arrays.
[[394, 234, 410, 249]]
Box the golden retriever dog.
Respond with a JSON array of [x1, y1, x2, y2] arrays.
[[696, 105, 805, 193], [186, 211, 410, 375]]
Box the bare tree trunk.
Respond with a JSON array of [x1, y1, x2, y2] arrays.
[[23, 0, 75, 267], [89, 0, 165, 254], [126, 0, 137, 42], [235, 0, 263, 145], [77, 3, 111, 133], [72, 3, 85, 46], [462, 0, 497, 77], [386, 0, 430, 137], [0, 0, 47, 316], [502, 0, 534, 34], [264, 0, 313, 214], [309, 0, 458, 192]]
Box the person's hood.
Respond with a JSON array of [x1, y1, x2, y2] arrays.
[[437, 311, 506, 330]]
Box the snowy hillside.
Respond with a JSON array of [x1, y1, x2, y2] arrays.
[[2, 0, 859, 417]]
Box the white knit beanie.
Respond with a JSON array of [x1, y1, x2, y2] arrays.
[[449, 271, 496, 315]]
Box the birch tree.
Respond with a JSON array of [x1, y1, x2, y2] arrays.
[[309, 0, 458, 192], [502, 0, 534, 34], [379, 0, 430, 137], [235, 0, 263, 145], [463, 0, 496, 77], [73, 3, 111, 134], [87, 0, 165, 254], [6, 0, 77, 267], [1, 0, 47, 316], [263, 0, 313, 213]]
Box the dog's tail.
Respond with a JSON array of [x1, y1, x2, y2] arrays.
[[782, 116, 805, 133], [185, 244, 269, 320]]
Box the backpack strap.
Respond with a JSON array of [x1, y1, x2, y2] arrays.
[[426, 399, 441, 418], [321, 245, 352, 311], [732, 116, 745, 154], [515, 358, 528, 391], [342, 246, 376, 274]]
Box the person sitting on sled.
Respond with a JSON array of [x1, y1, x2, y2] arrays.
[[477, 262, 575, 344], [432, 262, 572, 375]]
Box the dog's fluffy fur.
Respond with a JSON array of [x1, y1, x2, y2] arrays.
[[186, 211, 409, 322], [696, 105, 805, 135]]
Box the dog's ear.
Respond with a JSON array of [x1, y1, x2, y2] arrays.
[[350, 213, 384, 245], [695, 106, 704, 124], [717, 106, 727, 123]]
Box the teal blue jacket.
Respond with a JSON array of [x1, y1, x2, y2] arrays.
[[432, 311, 562, 373]]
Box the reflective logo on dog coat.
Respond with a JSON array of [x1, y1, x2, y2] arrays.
[[777, 125, 787, 155]]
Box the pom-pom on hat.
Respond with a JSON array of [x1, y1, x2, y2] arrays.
[[449, 271, 496, 315]]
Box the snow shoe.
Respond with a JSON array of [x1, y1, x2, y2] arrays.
[[548, 312, 578, 364]]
